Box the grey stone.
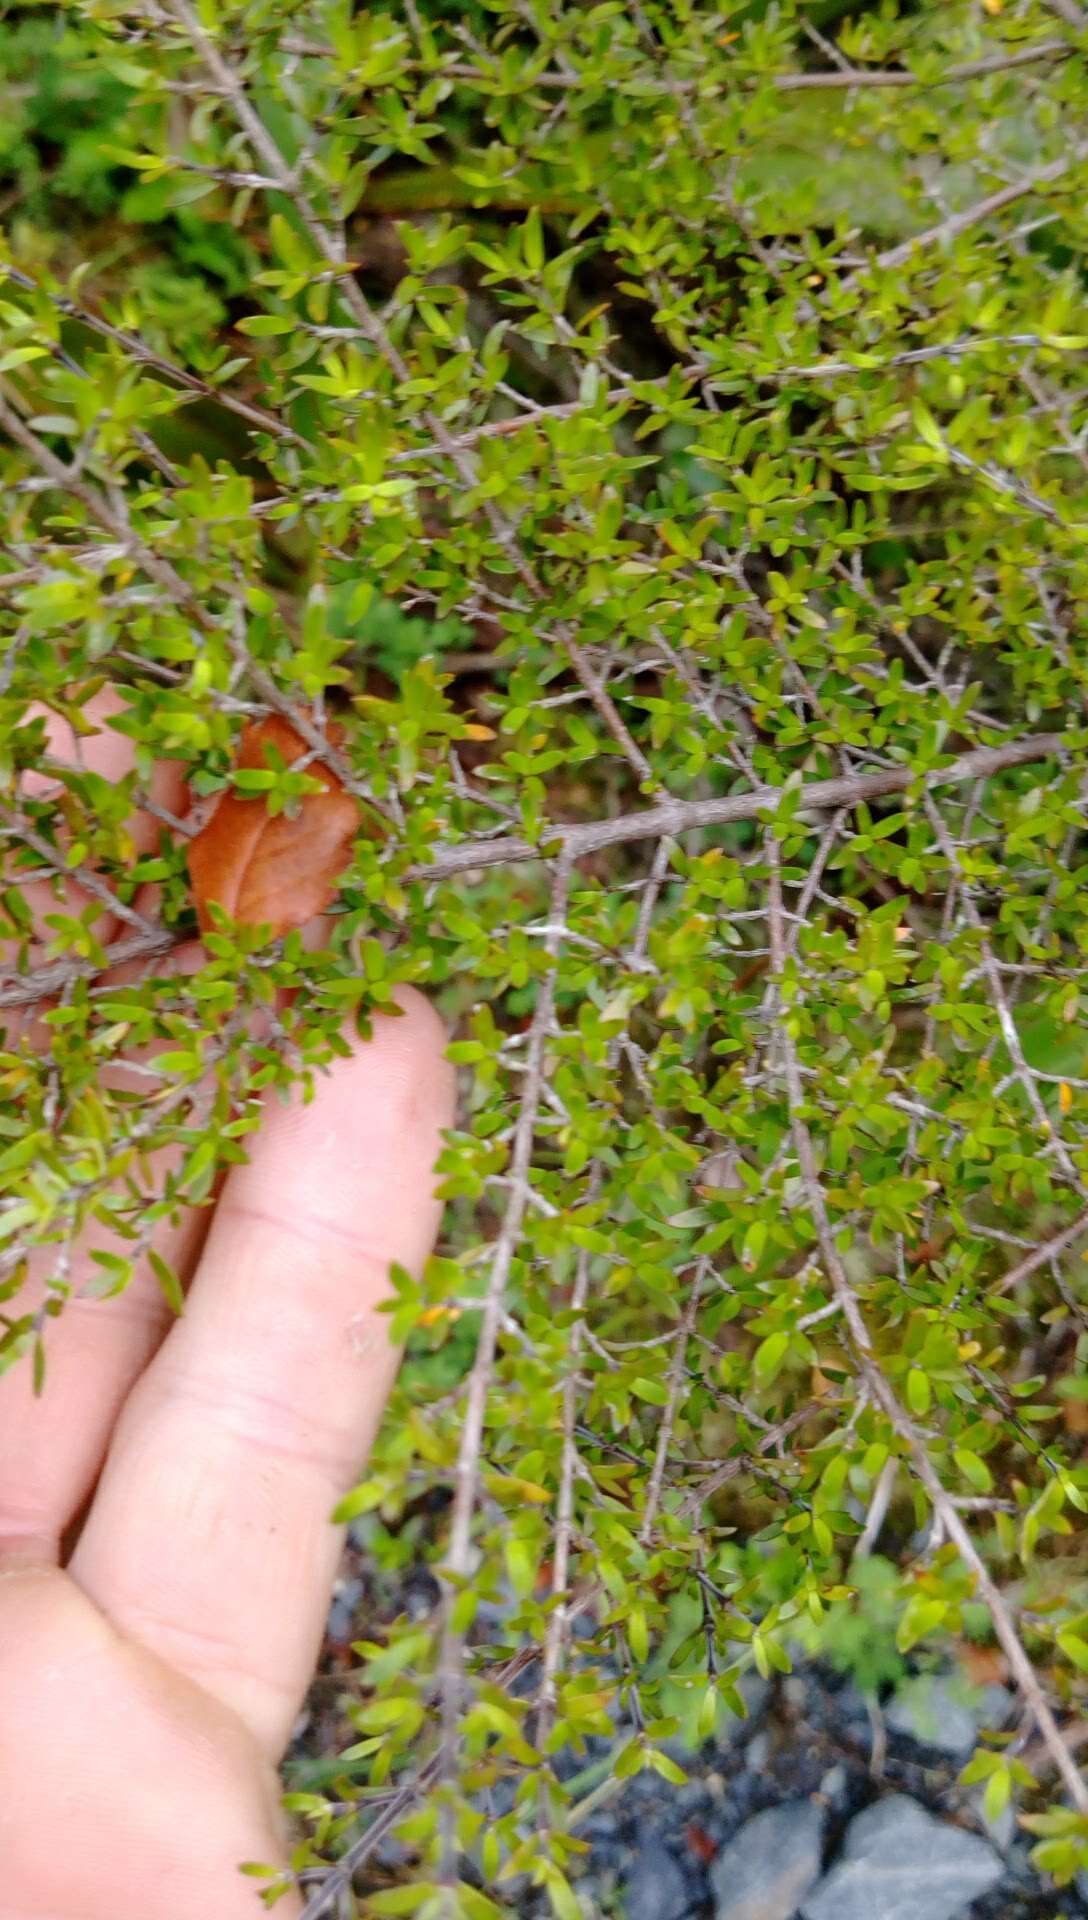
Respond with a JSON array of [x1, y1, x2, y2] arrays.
[[625, 1842, 692, 1920], [818, 1765, 849, 1811], [968, 1784, 1014, 1853], [711, 1801, 825, 1920], [800, 1795, 1004, 1920], [886, 1676, 1011, 1762], [834, 1682, 874, 1733], [723, 1670, 772, 1738], [326, 1574, 364, 1644]]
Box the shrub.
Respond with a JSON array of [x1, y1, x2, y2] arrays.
[[3, 0, 1088, 1907]]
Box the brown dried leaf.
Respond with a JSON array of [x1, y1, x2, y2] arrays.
[[954, 1639, 1010, 1688], [187, 715, 361, 938]]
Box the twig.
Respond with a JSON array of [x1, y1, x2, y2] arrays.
[[1, 264, 301, 445], [866, 1694, 888, 1780], [0, 732, 1066, 1011], [771, 43, 1069, 90], [296, 1614, 588, 1920], [785, 333, 1062, 381], [235, 334, 1074, 498], [0, 807, 160, 939], [0, 927, 175, 1009], [677, 1404, 819, 1523], [536, 838, 672, 1746], [875, 145, 1088, 273], [535, 1236, 592, 1749], [219, 624, 360, 799], [924, 796, 1086, 1193], [639, 1260, 707, 1545], [0, 391, 393, 824], [993, 1208, 1088, 1294], [854, 1457, 898, 1560], [406, 733, 1065, 882], [435, 852, 572, 1870], [1021, 1715, 1088, 1782], [296, 1763, 441, 1918], [260, 40, 1074, 92], [938, 434, 1077, 530], [0, 389, 191, 611]]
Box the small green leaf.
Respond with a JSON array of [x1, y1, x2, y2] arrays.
[[148, 1249, 185, 1316], [906, 1369, 931, 1417], [236, 314, 297, 336]]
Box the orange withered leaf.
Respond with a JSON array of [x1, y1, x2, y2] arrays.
[[187, 715, 361, 938]]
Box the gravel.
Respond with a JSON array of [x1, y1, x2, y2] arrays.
[[710, 1801, 825, 1920], [626, 1841, 696, 1920], [561, 1663, 1084, 1920], [293, 1564, 1085, 1920], [885, 1676, 1013, 1764], [800, 1795, 1004, 1920]]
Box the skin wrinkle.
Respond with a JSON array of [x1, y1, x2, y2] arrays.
[[0, 1573, 116, 1684], [0, 1518, 61, 1560], [215, 1194, 403, 1277], [0, 1537, 58, 1566], [0, 1564, 57, 1589], [108, 1595, 306, 1710], [62, 1286, 171, 1331], [133, 1361, 366, 1483]]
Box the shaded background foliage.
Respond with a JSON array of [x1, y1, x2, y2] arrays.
[[2, 0, 1088, 1909]]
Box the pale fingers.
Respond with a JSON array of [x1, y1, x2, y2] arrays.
[[9, 685, 185, 960], [0, 1567, 301, 1920], [0, 942, 213, 1564], [69, 988, 454, 1757], [0, 689, 197, 1558]]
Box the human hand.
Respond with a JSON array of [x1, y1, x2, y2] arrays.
[[0, 692, 454, 1918]]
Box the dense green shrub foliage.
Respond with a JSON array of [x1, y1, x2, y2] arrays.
[[3, 0, 1088, 1908]]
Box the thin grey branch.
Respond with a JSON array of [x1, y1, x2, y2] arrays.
[[875, 145, 1088, 272], [0, 732, 1065, 1011], [436, 852, 573, 1867], [1, 264, 302, 445], [993, 1208, 1088, 1295], [771, 42, 1068, 89], [407, 733, 1065, 882]]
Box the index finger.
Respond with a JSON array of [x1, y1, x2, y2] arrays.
[[69, 987, 455, 1758], [10, 685, 186, 955]]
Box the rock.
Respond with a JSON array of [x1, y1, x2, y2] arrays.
[[886, 1676, 1012, 1762], [723, 1670, 772, 1739], [830, 1682, 876, 1741], [624, 1841, 693, 1920], [800, 1795, 1004, 1920], [711, 1800, 825, 1920], [968, 1784, 1014, 1854], [818, 1765, 849, 1812], [326, 1574, 364, 1644]]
